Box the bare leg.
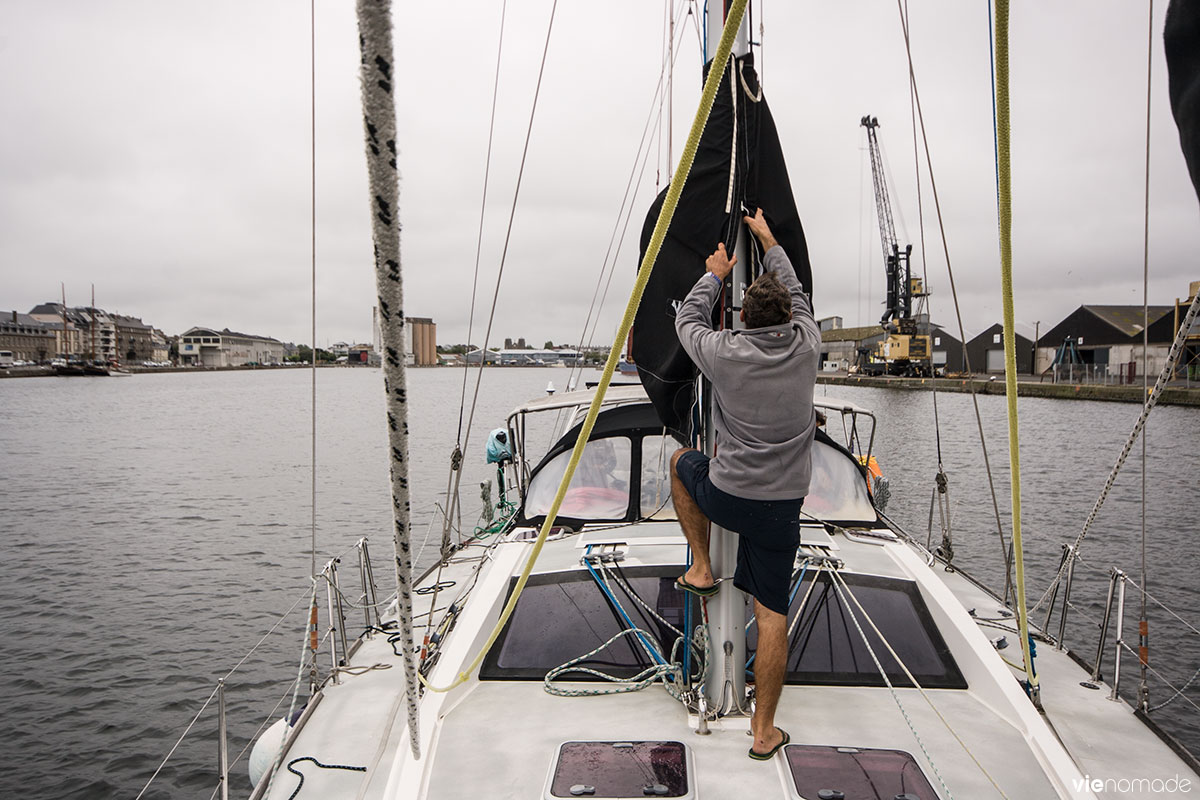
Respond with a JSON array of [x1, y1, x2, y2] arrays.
[[671, 448, 714, 589], [750, 599, 788, 754]]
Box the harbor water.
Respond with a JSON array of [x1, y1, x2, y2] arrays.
[[1, 367, 1198, 798]]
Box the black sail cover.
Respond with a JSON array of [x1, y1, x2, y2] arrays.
[[633, 54, 812, 443]]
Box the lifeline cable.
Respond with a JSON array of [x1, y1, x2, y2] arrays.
[[419, 0, 751, 695]]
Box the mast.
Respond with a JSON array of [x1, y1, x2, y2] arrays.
[[702, 0, 751, 719], [90, 284, 97, 363], [667, 0, 674, 176], [60, 284, 68, 359]]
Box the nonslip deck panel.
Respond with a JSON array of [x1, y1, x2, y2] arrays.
[[426, 681, 1059, 799]]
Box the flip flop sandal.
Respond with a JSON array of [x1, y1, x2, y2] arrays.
[[748, 728, 790, 761], [675, 577, 720, 597]]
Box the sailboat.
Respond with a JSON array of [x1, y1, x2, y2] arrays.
[[135, 3, 1200, 799]]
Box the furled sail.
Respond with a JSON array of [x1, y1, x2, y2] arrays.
[[632, 54, 812, 442]]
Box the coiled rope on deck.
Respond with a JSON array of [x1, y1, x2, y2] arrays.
[[418, 0, 751, 695]]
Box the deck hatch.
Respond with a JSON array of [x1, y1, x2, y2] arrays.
[[783, 744, 937, 800], [546, 741, 692, 799]]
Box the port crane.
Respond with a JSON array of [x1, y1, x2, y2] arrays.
[[860, 115, 930, 376]]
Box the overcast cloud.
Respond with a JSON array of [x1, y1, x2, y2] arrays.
[[2, 1, 1197, 349]]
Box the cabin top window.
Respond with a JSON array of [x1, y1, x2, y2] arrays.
[[519, 403, 876, 526], [481, 567, 965, 690]]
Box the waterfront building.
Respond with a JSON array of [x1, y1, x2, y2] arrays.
[[817, 319, 964, 373], [371, 308, 436, 366], [818, 324, 885, 371], [466, 348, 582, 366], [1176, 281, 1200, 380], [28, 304, 84, 360], [111, 314, 155, 365], [465, 348, 500, 365], [965, 323, 1036, 374], [348, 343, 381, 366], [408, 317, 436, 366], [76, 307, 116, 362], [150, 329, 170, 363], [0, 311, 54, 362], [178, 327, 284, 366], [29, 303, 90, 360], [1035, 305, 1174, 380]]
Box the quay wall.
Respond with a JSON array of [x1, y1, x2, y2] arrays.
[[816, 374, 1200, 407]]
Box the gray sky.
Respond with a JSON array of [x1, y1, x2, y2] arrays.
[[2, 1, 1197, 349]]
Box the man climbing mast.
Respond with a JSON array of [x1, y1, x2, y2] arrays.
[[671, 209, 821, 760]]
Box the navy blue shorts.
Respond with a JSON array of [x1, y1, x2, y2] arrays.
[[674, 450, 803, 616]]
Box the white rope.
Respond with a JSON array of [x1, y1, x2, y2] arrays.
[[724, 59, 738, 214], [737, 57, 762, 102], [1032, 289, 1200, 616], [825, 571, 958, 799], [831, 570, 1015, 799], [356, 0, 420, 759], [544, 628, 682, 697]]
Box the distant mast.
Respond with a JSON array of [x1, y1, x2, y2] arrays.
[[90, 284, 97, 363], [60, 284, 69, 360]]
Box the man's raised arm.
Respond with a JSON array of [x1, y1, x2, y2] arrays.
[[675, 243, 737, 370], [744, 209, 813, 323]]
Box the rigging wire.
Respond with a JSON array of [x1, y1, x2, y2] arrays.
[[893, 0, 1014, 603], [566, 0, 695, 393], [428, 1, 511, 660], [447, 0, 509, 510], [900, 0, 956, 572], [418, 0, 750, 695], [1138, 0, 1155, 710], [310, 0, 318, 583], [458, 0, 560, 477]]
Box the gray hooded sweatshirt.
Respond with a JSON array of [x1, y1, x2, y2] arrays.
[[674, 245, 820, 500]]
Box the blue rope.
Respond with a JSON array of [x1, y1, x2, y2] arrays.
[[583, 547, 667, 666]]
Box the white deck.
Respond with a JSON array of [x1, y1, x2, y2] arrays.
[[256, 524, 1200, 800]]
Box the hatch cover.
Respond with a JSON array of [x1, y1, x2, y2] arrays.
[[545, 741, 694, 799]]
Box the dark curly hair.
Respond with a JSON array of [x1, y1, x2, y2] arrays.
[[742, 272, 792, 328]]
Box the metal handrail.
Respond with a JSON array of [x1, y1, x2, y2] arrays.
[[140, 539, 386, 800]]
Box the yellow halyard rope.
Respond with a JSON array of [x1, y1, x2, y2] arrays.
[[993, 0, 1038, 697], [420, 0, 750, 694]]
